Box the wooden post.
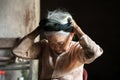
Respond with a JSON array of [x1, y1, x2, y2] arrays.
[[29, 60, 39, 80]]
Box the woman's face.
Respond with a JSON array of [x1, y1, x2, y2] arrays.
[[47, 34, 69, 54]]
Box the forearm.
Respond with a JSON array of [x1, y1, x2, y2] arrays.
[[79, 34, 103, 63], [71, 19, 85, 38], [73, 25, 85, 38], [72, 20, 103, 63], [26, 26, 41, 40]]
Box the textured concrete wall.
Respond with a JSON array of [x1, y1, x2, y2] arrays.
[[0, 0, 40, 80], [0, 0, 40, 38]]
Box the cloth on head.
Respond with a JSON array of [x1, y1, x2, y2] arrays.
[[40, 19, 73, 32], [40, 9, 73, 32]]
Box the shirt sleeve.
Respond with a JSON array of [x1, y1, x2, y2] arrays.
[[77, 34, 103, 64], [12, 37, 41, 59]]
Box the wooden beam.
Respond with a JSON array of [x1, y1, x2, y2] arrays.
[[0, 38, 20, 49], [0, 62, 30, 70]]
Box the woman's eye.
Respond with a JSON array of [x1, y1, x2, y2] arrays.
[[58, 42, 64, 45]]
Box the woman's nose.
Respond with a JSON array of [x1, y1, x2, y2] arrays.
[[56, 46, 61, 50]]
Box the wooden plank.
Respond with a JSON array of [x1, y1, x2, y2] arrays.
[[0, 57, 12, 61], [0, 38, 20, 48], [0, 66, 30, 70], [0, 62, 30, 70]]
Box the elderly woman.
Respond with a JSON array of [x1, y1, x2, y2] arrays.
[[13, 9, 103, 80]]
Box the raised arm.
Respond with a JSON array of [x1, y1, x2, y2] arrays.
[[72, 19, 103, 63], [12, 26, 41, 59]]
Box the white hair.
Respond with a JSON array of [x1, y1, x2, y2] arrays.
[[47, 9, 73, 24]]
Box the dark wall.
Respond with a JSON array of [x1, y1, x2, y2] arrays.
[[41, 0, 120, 80]]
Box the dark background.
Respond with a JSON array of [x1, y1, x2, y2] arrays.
[[40, 0, 120, 80]]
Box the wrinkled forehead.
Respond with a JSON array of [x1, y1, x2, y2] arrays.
[[44, 30, 70, 37], [44, 31, 70, 42]]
